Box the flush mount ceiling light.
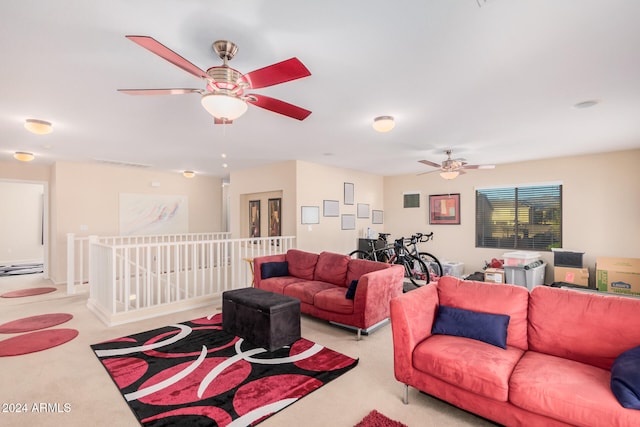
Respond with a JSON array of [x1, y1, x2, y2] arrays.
[[573, 99, 600, 109], [201, 92, 248, 121], [14, 151, 35, 162], [24, 119, 53, 135], [182, 170, 195, 178], [372, 116, 395, 133], [440, 170, 459, 180]]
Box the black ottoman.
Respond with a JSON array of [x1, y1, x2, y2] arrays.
[[222, 288, 301, 352]]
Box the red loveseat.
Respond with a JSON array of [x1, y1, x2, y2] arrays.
[[391, 276, 640, 427], [253, 249, 404, 339]]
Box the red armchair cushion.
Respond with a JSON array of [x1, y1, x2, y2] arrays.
[[285, 249, 318, 280]]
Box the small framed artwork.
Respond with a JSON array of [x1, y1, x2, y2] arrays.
[[344, 182, 354, 205], [249, 200, 261, 238], [429, 193, 460, 225], [341, 214, 356, 230], [372, 210, 384, 224], [323, 200, 339, 217], [268, 198, 281, 237], [357, 203, 370, 218], [301, 206, 320, 224]]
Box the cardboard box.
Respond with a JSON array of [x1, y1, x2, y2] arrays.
[[596, 257, 640, 296], [484, 268, 505, 284], [554, 266, 589, 286]]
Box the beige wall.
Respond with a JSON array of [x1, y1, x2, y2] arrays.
[[384, 149, 640, 283]]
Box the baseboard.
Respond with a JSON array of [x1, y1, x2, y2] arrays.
[[329, 318, 390, 336]]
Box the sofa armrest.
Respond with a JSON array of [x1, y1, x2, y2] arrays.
[[253, 254, 287, 288], [353, 264, 404, 328], [390, 284, 439, 384]]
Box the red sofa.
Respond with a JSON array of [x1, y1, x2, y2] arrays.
[[391, 276, 640, 427], [253, 249, 404, 338]]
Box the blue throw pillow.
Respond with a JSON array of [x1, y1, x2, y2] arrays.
[[345, 280, 358, 299], [611, 345, 640, 409], [431, 305, 510, 349], [260, 261, 289, 279]]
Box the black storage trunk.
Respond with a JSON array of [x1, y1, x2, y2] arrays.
[[222, 288, 301, 352], [552, 249, 584, 268]]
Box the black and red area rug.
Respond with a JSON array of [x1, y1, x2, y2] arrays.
[[91, 313, 358, 427]]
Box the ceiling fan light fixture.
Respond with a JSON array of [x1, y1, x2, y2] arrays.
[[372, 116, 395, 132], [24, 119, 53, 135], [201, 93, 248, 121], [182, 170, 195, 178], [14, 151, 35, 162], [440, 170, 459, 180]]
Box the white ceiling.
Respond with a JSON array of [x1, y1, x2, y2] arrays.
[[2, 0, 639, 178]]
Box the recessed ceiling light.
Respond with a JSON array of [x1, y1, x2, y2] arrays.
[[14, 152, 35, 162], [221, 153, 227, 158], [24, 119, 53, 135], [573, 100, 600, 109], [372, 116, 395, 132], [182, 170, 195, 178], [222, 163, 228, 168]]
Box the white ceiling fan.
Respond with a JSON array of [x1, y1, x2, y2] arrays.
[[419, 149, 495, 179]]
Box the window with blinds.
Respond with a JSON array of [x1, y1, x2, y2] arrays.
[[476, 184, 562, 251]]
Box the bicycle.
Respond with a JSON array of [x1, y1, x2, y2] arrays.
[[349, 233, 429, 286], [405, 232, 443, 281]]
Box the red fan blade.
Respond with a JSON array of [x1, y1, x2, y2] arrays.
[[214, 118, 233, 125], [246, 94, 311, 120], [419, 159, 442, 168], [243, 58, 311, 89], [126, 35, 208, 79], [118, 88, 202, 95]]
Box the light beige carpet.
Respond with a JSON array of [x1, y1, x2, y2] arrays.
[[0, 273, 495, 427]]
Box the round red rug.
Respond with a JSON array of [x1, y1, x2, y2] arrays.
[[0, 313, 73, 334], [0, 287, 57, 298], [0, 329, 79, 357]]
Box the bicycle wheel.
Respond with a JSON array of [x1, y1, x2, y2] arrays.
[[349, 250, 372, 260], [418, 252, 443, 281], [371, 250, 390, 263], [403, 255, 430, 286]]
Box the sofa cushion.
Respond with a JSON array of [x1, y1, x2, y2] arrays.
[[510, 351, 640, 426], [314, 251, 350, 286], [346, 258, 389, 285], [285, 249, 319, 280], [611, 346, 640, 409], [314, 288, 355, 314], [437, 276, 529, 350], [283, 280, 336, 305], [528, 286, 640, 370], [257, 277, 304, 295], [432, 305, 510, 349], [345, 280, 358, 299], [413, 334, 524, 402], [260, 261, 289, 279]]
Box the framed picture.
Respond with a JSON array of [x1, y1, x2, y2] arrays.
[[249, 200, 261, 237], [429, 193, 460, 225], [323, 200, 339, 217], [301, 206, 320, 224], [372, 210, 384, 224], [357, 203, 369, 218], [344, 182, 354, 205], [341, 214, 356, 230], [268, 198, 281, 237]]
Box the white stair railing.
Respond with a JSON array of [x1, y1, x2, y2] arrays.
[[66, 232, 231, 294], [86, 235, 295, 326]]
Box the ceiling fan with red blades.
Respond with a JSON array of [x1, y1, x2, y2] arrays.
[[418, 149, 495, 179], [118, 36, 312, 124]]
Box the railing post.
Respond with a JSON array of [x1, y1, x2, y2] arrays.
[[66, 233, 75, 295]]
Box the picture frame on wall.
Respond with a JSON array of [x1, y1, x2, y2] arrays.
[[268, 198, 281, 237], [372, 210, 384, 224], [429, 193, 460, 225], [341, 214, 356, 230], [249, 200, 261, 238], [301, 206, 320, 224], [344, 182, 354, 205], [323, 200, 339, 217], [357, 203, 370, 218]]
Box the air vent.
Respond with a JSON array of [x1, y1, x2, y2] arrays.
[[94, 159, 151, 169]]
